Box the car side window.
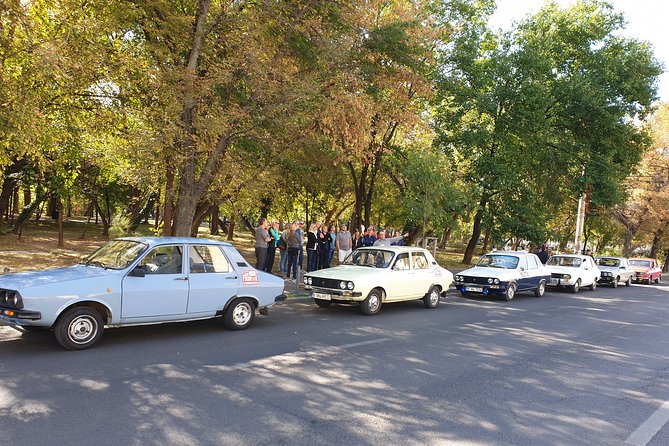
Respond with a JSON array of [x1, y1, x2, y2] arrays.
[[393, 253, 410, 271], [138, 245, 183, 274], [527, 255, 539, 270], [189, 245, 231, 273], [412, 252, 429, 270], [518, 255, 528, 270]]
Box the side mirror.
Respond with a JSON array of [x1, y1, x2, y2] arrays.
[[129, 267, 146, 277]]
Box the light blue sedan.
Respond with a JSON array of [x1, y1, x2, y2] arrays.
[[0, 237, 286, 350]]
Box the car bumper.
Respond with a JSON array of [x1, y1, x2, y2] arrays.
[[456, 283, 508, 296], [306, 287, 363, 302], [598, 276, 615, 283], [547, 278, 577, 287], [0, 307, 42, 324]]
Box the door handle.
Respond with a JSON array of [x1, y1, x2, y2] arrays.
[[226, 276, 238, 280], [174, 277, 188, 281]]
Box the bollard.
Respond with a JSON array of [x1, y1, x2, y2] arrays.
[[296, 268, 301, 294]]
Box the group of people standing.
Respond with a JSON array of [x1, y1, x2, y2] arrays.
[[255, 218, 407, 281]]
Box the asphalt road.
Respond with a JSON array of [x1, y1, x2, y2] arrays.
[[1, 282, 668, 446]]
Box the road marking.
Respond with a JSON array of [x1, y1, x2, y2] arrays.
[[626, 399, 669, 446], [204, 337, 392, 373]]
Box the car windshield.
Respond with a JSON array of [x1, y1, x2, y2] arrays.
[[629, 260, 652, 268], [597, 258, 620, 267], [344, 249, 395, 268], [476, 255, 519, 269], [80, 240, 148, 270], [547, 256, 582, 267]]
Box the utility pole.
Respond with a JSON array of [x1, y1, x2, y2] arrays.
[[574, 194, 586, 253]]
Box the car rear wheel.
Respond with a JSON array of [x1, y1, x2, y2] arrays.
[[571, 279, 581, 293], [224, 298, 255, 330], [589, 280, 597, 291], [314, 299, 332, 308], [54, 306, 104, 350], [504, 283, 516, 301], [361, 289, 382, 315], [534, 280, 545, 297], [625, 277, 632, 287], [655, 275, 661, 284], [645, 278, 652, 285], [612, 277, 619, 288], [424, 286, 441, 309]]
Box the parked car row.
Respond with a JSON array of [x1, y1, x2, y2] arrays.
[[0, 237, 662, 351], [453, 251, 663, 298]]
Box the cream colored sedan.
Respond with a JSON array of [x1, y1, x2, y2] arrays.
[[303, 246, 454, 315]]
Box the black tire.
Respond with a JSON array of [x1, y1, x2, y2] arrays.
[[612, 277, 619, 288], [645, 278, 651, 285], [655, 275, 661, 284], [361, 289, 383, 315], [571, 279, 581, 293], [534, 280, 546, 297], [224, 298, 255, 330], [504, 283, 516, 301], [424, 286, 441, 309], [589, 280, 597, 291], [625, 277, 632, 287], [54, 306, 104, 350], [314, 299, 332, 308]]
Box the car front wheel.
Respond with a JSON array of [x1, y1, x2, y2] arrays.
[[504, 283, 516, 301], [361, 289, 382, 315], [424, 286, 441, 309], [589, 280, 597, 291], [612, 277, 619, 288], [655, 275, 661, 284], [625, 276, 632, 287], [224, 298, 255, 330], [571, 279, 581, 293], [54, 306, 104, 350]]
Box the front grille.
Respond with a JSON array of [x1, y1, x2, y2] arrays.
[[310, 277, 342, 289], [551, 273, 563, 279], [461, 276, 490, 285]]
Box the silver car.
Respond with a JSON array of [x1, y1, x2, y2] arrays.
[[0, 237, 286, 350], [595, 257, 634, 288]]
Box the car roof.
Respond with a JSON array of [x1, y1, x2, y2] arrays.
[[118, 236, 232, 247], [483, 250, 534, 257], [358, 246, 427, 252], [629, 257, 656, 261]]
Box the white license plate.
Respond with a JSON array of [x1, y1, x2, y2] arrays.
[[465, 286, 483, 293], [549, 279, 558, 286], [313, 292, 332, 301]]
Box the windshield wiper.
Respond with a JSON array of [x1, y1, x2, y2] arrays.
[[361, 264, 377, 268], [86, 260, 108, 269]]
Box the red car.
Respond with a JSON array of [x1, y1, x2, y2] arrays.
[[628, 258, 662, 284]]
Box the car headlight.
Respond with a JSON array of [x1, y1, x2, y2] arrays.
[[494, 278, 500, 284], [455, 275, 462, 282], [303, 276, 309, 284], [562, 274, 571, 280], [347, 281, 354, 290], [340, 281, 347, 290], [487, 278, 493, 284]]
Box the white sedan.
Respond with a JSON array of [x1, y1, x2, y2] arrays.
[[546, 254, 600, 292], [303, 246, 454, 315]]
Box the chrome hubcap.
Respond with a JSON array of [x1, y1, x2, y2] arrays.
[[232, 302, 252, 326], [429, 290, 439, 305], [68, 316, 97, 344], [368, 294, 380, 312]]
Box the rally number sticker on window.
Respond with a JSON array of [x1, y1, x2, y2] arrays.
[[242, 270, 259, 285]]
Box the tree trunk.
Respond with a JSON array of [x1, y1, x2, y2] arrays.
[[0, 159, 25, 220], [623, 228, 634, 257], [462, 195, 488, 264], [162, 163, 174, 236], [94, 198, 110, 237], [650, 227, 664, 258], [12, 186, 46, 236], [210, 205, 219, 235], [57, 198, 64, 248], [227, 209, 236, 241], [480, 227, 491, 254], [438, 227, 452, 249]]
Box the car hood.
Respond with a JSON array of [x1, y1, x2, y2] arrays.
[[598, 266, 621, 273], [458, 266, 519, 281], [0, 265, 120, 291], [546, 265, 583, 275], [630, 266, 651, 273], [305, 265, 387, 280]]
